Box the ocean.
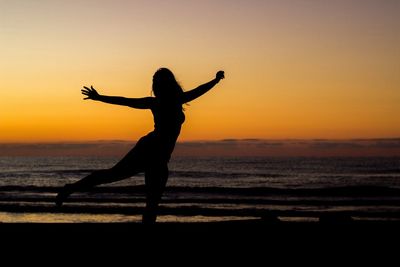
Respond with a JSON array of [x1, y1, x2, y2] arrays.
[[0, 156, 399, 223]]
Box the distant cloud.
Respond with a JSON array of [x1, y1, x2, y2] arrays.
[[309, 141, 363, 148], [175, 139, 400, 157], [369, 139, 400, 148], [0, 138, 399, 157], [220, 139, 239, 142], [257, 142, 284, 147]]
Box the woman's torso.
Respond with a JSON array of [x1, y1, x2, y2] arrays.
[[148, 99, 185, 160]]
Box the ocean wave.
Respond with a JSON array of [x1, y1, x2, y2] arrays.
[[169, 170, 284, 179], [0, 169, 285, 180], [0, 169, 97, 179], [1, 185, 399, 197]]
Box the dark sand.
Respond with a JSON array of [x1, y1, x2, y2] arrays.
[[1, 219, 398, 264]]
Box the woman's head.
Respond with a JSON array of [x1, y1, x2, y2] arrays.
[[152, 68, 184, 99]]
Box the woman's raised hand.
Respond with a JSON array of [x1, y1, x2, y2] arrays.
[[216, 71, 225, 81], [81, 86, 100, 100]]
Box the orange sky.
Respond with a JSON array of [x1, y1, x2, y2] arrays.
[[1, 1, 399, 142]]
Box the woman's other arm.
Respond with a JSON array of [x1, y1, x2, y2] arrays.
[[181, 71, 224, 104], [81, 86, 154, 109]]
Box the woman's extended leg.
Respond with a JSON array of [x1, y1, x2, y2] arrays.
[[142, 164, 169, 224], [55, 141, 147, 207], [55, 168, 140, 207]]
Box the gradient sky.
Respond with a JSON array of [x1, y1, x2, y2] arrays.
[[1, 0, 399, 142]]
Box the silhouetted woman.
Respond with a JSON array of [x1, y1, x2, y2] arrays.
[[56, 68, 225, 224]]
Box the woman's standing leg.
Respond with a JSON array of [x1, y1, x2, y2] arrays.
[[142, 164, 169, 224]]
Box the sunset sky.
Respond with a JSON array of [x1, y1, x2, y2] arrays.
[[1, 0, 399, 142]]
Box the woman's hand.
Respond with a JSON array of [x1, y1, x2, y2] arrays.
[[216, 71, 225, 81], [81, 86, 100, 100]]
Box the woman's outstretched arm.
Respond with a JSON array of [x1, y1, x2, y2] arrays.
[[81, 86, 154, 109], [181, 71, 225, 103]]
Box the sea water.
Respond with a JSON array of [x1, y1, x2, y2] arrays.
[[0, 156, 399, 222]]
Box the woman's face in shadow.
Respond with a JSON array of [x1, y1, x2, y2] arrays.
[[152, 69, 174, 98]]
